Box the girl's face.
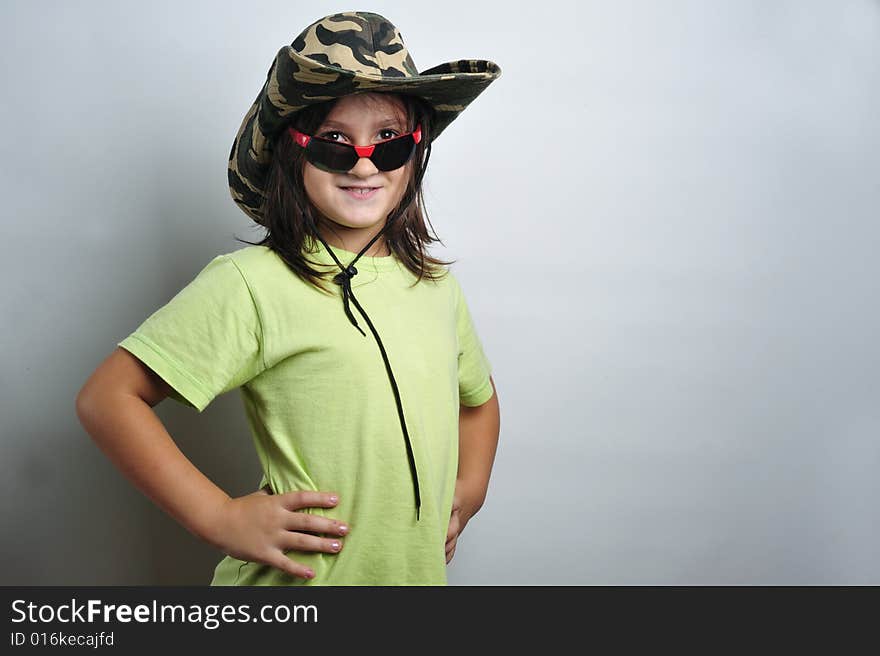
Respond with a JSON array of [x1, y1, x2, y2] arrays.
[[303, 93, 412, 245]]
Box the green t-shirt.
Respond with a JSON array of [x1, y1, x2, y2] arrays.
[[117, 241, 494, 585]]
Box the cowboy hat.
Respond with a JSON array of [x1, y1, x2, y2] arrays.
[[228, 10, 502, 224]]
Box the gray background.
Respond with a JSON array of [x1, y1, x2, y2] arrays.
[[1, 0, 878, 585]]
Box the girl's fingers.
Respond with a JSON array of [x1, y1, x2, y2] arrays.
[[446, 533, 458, 563], [446, 514, 459, 542], [266, 550, 315, 581], [280, 529, 344, 556], [279, 490, 340, 512], [283, 510, 349, 536]]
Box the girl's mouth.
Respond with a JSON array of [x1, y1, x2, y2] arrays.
[[340, 186, 380, 200]]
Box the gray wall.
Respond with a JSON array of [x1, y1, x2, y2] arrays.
[[2, 0, 878, 585]]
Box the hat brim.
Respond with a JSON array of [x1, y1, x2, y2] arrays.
[[228, 48, 501, 224]]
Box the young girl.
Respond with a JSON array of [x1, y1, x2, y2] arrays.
[[76, 10, 501, 586]]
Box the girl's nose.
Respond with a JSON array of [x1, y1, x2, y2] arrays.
[[349, 154, 379, 176]]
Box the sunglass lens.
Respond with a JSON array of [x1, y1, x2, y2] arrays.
[[372, 136, 416, 171], [307, 140, 357, 173]]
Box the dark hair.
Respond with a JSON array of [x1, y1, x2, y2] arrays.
[[236, 92, 453, 295]]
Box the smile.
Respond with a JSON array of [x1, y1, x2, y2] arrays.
[[340, 186, 380, 200]]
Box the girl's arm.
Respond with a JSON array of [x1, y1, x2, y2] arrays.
[[75, 348, 347, 580], [446, 376, 500, 562], [75, 348, 234, 548], [455, 376, 500, 520]]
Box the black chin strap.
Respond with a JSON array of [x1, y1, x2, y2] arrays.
[[295, 142, 432, 522]]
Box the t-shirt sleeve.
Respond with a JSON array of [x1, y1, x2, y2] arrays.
[[451, 273, 494, 407], [117, 254, 265, 412]]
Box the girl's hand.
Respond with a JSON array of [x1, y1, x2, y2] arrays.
[[207, 487, 349, 580], [445, 484, 475, 564]]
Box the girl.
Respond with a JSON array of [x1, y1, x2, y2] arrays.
[[76, 11, 501, 585]]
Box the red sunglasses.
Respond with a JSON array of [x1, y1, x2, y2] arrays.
[[288, 124, 422, 173]]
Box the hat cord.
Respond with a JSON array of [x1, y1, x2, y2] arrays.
[[295, 142, 432, 522]]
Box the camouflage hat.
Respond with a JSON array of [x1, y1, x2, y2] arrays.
[[228, 10, 502, 224]]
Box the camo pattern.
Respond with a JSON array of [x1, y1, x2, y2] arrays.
[[228, 11, 501, 224]]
